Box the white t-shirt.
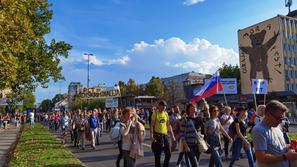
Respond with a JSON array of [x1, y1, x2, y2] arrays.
[[29, 112, 34, 120], [220, 114, 234, 132]]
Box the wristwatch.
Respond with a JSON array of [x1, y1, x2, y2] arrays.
[[282, 154, 287, 161]]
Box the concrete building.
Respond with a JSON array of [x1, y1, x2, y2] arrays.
[[68, 82, 82, 99], [161, 72, 207, 105], [238, 13, 297, 94]]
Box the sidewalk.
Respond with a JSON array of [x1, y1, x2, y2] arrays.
[[0, 124, 22, 167]]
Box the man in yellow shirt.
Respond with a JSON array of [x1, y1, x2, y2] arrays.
[[150, 100, 175, 167]]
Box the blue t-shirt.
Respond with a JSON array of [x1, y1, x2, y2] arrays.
[[89, 116, 99, 129], [252, 122, 289, 167]]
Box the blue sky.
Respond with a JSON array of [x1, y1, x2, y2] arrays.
[[36, 0, 295, 103]]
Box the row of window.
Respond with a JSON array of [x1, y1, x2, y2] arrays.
[[285, 69, 297, 78], [282, 18, 297, 40], [284, 56, 297, 65], [286, 83, 297, 91]]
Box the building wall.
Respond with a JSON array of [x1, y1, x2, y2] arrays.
[[238, 16, 285, 94], [281, 15, 297, 93]]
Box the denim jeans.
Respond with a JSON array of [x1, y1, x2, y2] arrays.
[[229, 138, 254, 167], [122, 150, 135, 167], [187, 144, 200, 167], [209, 147, 222, 167], [177, 151, 191, 166]]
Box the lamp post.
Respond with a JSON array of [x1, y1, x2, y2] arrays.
[[84, 53, 93, 110]]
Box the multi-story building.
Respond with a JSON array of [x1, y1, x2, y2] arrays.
[[161, 72, 206, 105], [238, 13, 297, 94], [68, 82, 82, 99]]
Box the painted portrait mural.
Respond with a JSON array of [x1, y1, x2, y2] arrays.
[[238, 17, 285, 94]]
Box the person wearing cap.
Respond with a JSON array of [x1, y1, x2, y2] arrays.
[[150, 100, 175, 167], [252, 100, 297, 167]]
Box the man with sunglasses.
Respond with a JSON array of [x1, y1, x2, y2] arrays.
[[252, 100, 297, 167]]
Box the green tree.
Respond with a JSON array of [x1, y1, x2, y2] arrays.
[[219, 63, 240, 79], [126, 79, 139, 96], [146, 76, 167, 98], [0, 0, 72, 98], [22, 91, 36, 109], [219, 63, 241, 93], [40, 99, 53, 112], [52, 94, 64, 105], [118, 81, 127, 96]]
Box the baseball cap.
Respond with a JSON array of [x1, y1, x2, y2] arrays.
[[158, 100, 167, 106]]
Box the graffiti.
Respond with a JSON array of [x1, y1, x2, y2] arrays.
[[240, 29, 279, 82]]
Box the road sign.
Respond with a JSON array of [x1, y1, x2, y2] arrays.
[[252, 79, 268, 94]]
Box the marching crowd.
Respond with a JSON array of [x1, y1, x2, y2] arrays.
[[27, 99, 297, 167]]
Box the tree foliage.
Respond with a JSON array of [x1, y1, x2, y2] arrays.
[[146, 76, 167, 98], [126, 79, 140, 96], [39, 99, 53, 112], [219, 63, 240, 79], [118, 81, 127, 96], [22, 91, 36, 109], [0, 0, 72, 98]]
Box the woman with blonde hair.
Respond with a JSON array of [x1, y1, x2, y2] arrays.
[[255, 105, 266, 125]]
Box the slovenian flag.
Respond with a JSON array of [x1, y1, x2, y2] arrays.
[[191, 71, 223, 103]]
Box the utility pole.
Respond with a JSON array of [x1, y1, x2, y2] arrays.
[[84, 53, 93, 110], [84, 53, 93, 89]]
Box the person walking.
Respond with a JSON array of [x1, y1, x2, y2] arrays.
[[220, 106, 234, 161], [252, 100, 297, 167], [180, 103, 204, 167], [229, 107, 255, 167], [206, 105, 233, 167], [120, 108, 142, 167], [88, 110, 99, 150], [28, 111, 35, 130], [150, 100, 175, 167]]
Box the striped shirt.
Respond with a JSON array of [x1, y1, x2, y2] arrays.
[[180, 117, 204, 146]]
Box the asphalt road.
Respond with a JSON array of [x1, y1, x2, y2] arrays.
[[55, 130, 249, 167]]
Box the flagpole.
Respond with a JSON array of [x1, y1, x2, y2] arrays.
[[217, 70, 228, 106]]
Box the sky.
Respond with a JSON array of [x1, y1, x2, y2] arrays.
[[36, 0, 296, 103]]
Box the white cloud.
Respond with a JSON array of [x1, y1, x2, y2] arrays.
[[127, 37, 238, 74], [183, 0, 205, 6], [82, 54, 129, 66]]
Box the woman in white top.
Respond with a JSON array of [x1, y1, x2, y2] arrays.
[[220, 106, 234, 160]]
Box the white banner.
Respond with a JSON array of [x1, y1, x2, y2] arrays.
[[204, 78, 238, 94]]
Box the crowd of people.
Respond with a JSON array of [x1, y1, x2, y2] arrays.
[[5, 99, 295, 167]]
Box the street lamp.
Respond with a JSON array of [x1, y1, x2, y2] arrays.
[[84, 53, 93, 89]]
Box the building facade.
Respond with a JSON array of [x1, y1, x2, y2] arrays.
[[161, 72, 206, 105], [68, 82, 82, 99], [238, 14, 297, 94]]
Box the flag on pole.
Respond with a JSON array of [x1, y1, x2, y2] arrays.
[[191, 71, 223, 103]]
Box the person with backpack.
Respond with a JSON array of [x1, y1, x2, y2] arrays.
[[89, 110, 99, 150], [220, 106, 234, 161], [150, 100, 175, 167], [229, 107, 255, 167]]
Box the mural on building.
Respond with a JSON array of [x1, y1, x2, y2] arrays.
[[240, 30, 279, 82], [239, 17, 285, 94]]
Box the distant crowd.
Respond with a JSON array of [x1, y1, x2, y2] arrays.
[[1, 99, 297, 167]]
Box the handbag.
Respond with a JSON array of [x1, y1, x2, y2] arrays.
[[189, 119, 209, 153]]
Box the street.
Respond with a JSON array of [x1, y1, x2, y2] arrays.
[[55, 130, 250, 167]]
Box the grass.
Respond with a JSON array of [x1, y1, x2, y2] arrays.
[[289, 133, 297, 140], [9, 123, 84, 167]]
